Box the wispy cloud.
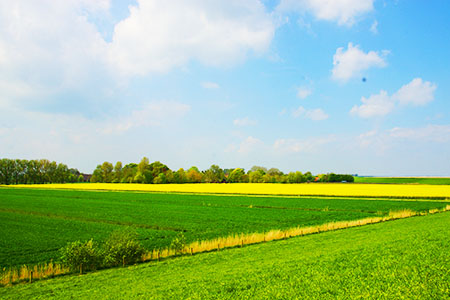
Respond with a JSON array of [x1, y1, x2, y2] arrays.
[[233, 117, 258, 127], [201, 81, 220, 89], [277, 0, 375, 26], [292, 106, 328, 120]]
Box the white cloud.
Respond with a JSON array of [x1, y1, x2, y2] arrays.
[[350, 90, 394, 118], [292, 106, 306, 118], [273, 136, 335, 153], [101, 101, 190, 134], [392, 78, 437, 106], [351, 78, 437, 118], [107, 0, 275, 76], [297, 87, 312, 99], [201, 81, 220, 89], [277, 0, 375, 26], [0, 0, 274, 111], [370, 20, 378, 34], [306, 108, 328, 120], [389, 125, 450, 143], [0, 1, 109, 89], [237, 136, 264, 154], [233, 117, 258, 127], [292, 106, 328, 120], [332, 43, 388, 82]]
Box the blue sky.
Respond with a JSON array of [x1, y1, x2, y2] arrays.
[[1, 0, 449, 176]]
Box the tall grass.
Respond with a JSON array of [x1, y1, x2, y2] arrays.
[[2, 205, 449, 287]]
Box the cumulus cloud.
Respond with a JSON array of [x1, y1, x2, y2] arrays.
[[107, 0, 275, 76], [292, 106, 328, 120], [0, 1, 110, 107], [0, 0, 275, 111], [277, 0, 375, 26], [351, 78, 437, 118], [332, 43, 388, 82], [233, 117, 258, 127], [297, 87, 312, 99], [392, 78, 437, 106], [350, 90, 394, 118]]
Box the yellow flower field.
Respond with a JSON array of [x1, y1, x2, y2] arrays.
[[4, 182, 450, 198]]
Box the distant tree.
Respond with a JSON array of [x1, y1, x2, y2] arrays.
[[248, 170, 264, 183], [186, 166, 203, 183], [204, 164, 224, 183], [173, 168, 186, 184], [228, 168, 245, 183], [250, 166, 267, 174], [304, 171, 314, 182], [149, 161, 169, 181], [287, 171, 305, 183], [113, 161, 123, 183], [100, 162, 114, 183], [90, 165, 103, 183], [121, 163, 138, 183]]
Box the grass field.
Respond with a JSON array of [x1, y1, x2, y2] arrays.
[[354, 177, 450, 185], [1, 187, 449, 268], [5, 182, 450, 198], [1, 211, 449, 299]]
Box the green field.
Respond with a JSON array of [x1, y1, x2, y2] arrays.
[[0, 187, 449, 268], [1, 211, 449, 299], [354, 177, 450, 185]]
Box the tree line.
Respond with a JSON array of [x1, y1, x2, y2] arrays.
[[0, 158, 84, 185], [91, 157, 354, 184]]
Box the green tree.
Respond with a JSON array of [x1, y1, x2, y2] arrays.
[[103, 228, 144, 267], [204, 164, 224, 183], [248, 170, 265, 183], [228, 168, 245, 183], [186, 166, 203, 183], [60, 239, 100, 274], [113, 161, 123, 183]]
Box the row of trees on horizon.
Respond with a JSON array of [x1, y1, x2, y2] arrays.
[[0, 158, 84, 185], [90, 157, 354, 184], [0, 157, 354, 185]]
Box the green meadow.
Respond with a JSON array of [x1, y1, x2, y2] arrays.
[[1, 211, 449, 299], [354, 177, 450, 185]]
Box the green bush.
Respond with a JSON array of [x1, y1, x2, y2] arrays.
[[60, 239, 100, 274], [103, 228, 144, 267], [170, 232, 187, 254]]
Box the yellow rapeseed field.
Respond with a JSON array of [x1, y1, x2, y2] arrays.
[[5, 183, 450, 198]]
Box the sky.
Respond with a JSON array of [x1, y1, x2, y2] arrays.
[[0, 0, 449, 176]]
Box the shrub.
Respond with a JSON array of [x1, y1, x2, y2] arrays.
[[170, 232, 187, 254], [60, 239, 100, 274], [103, 228, 144, 267]]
